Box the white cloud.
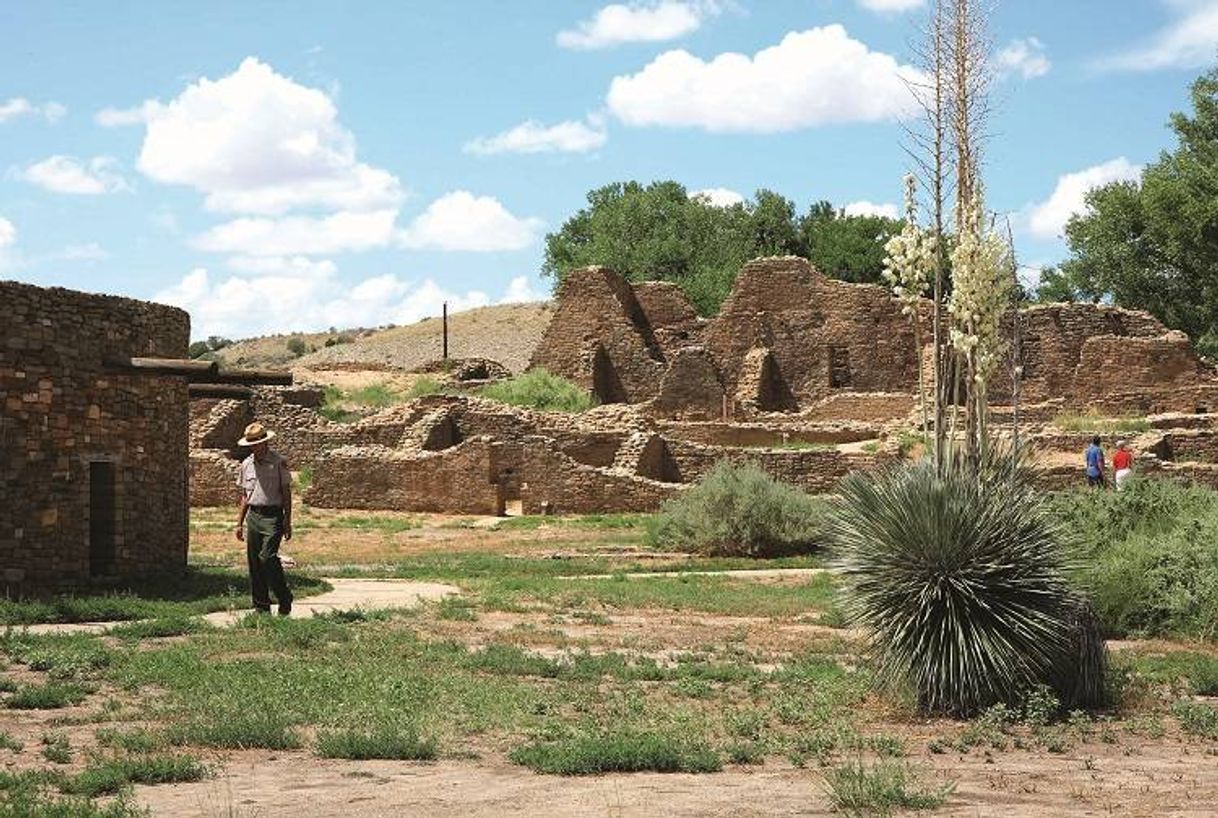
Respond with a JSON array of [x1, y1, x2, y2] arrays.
[[856, 0, 925, 12], [607, 25, 923, 132], [690, 187, 745, 207], [558, 1, 720, 50], [465, 117, 607, 155], [997, 37, 1051, 79], [95, 102, 159, 127], [0, 98, 66, 123], [55, 243, 110, 261], [499, 275, 544, 304], [20, 156, 130, 195], [192, 209, 399, 256], [155, 265, 510, 339], [0, 217, 15, 248], [843, 200, 900, 219], [129, 57, 402, 215], [397, 191, 543, 252], [1025, 158, 1143, 240], [225, 255, 338, 277], [1098, 0, 1218, 72]]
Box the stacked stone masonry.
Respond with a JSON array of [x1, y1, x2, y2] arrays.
[[1, 280, 189, 590]]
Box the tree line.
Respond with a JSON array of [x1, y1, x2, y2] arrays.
[[541, 181, 903, 315]]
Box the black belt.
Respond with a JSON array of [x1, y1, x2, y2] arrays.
[[248, 504, 282, 513]]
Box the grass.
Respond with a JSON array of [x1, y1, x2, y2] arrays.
[[315, 725, 438, 760], [95, 728, 167, 754], [477, 369, 596, 413], [1172, 700, 1218, 741], [823, 760, 953, 817], [0, 567, 329, 626], [0, 731, 22, 753], [166, 712, 301, 750], [1052, 409, 1152, 434], [0, 775, 148, 817], [109, 616, 210, 641], [5, 682, 89, 710], [510, 730, 722, 775], [1120, 650, 1218, 696], [65, 753, 208, 797], [40, 733, 71, 765]]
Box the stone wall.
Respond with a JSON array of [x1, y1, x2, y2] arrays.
[[305, 441, 503, 514], [1, 280, 190, 590], [190, 451, 240, 507], [664, 439, 892, 495], [517, 439, 682, 514], [528, 266, 666, 404]]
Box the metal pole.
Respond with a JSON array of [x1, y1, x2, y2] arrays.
[[442, 301, 449, 360]]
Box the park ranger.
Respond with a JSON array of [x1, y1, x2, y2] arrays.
[[234, 422, 294, 615]]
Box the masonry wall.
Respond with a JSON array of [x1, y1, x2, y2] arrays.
[[304, 442, 503, 514], [528, 266, 666, 403], [517, 439, 682, 514], [664, 439, 892, 495], [190, 451, 240, 507], [0, 280, 190, 590]]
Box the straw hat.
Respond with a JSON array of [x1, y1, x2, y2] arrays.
[[238, 422, 276, 447]]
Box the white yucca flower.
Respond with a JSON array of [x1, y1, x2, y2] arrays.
[[948, 192, 1014, 390]]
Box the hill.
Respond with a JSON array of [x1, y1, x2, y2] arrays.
[[214, 301, 553, 373]]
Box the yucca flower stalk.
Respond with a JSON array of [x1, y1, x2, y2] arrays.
[[883, 174, 938, 434]]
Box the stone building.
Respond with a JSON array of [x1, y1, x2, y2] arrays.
[[1, 280, 190, 590]]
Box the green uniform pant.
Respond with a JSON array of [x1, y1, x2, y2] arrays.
[[245, 508, 292, 613]]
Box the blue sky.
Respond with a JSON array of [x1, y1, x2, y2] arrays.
[[1, 0, 1215, 339]]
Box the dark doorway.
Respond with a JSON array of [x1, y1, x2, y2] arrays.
[[89, 461, 116, 577], [829, 345, 852, 388]]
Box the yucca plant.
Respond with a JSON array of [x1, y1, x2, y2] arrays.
[[828, 446, 1104, 716]]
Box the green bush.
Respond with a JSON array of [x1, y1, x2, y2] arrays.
[[509, 730, 721, 775], [823, 760, 953, 816], [648, 461, 826, 557], [286, 336, 308, 357], [404, 377, 446, 399], [315, 725, 437, 760], [1050, 480, 1218, 640], [828, 449, 1104, 716], [477, 369, 595, 413]]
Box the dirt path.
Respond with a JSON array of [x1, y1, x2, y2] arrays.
[[133, 744, 1218, 818], [16, 578, 458, 635]]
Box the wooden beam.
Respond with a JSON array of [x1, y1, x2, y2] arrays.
[[104, 356, 218, 378], [213, 369, 294, 386], [188, 384, 253, 400]]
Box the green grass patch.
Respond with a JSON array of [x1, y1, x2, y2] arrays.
[[496, 513, 648, 531], [0, 731, 22, 753], [404, 377, 447, 399], [95, 727, 167, 754], [166, 712, 301, 750], [0, 773, 147, 817], [5, 682, 89, 710], [40, 733, 72, 765], [329, 515, 420, 533], [315, 725, 437, 760], [1120, 650, 1218, 696], [823, 760, 953, 816], [477, 369, 596, 413], [510, 730, 721, 775], [109, 616, 209, 641], [1172, 700, 1218, 741], [1053, 410, 1151, 434], [65, 753, 207, 797], [0, 567, 329, 626]]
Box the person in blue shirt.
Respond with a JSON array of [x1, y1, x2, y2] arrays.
[[1084, 436, 1106, 488]]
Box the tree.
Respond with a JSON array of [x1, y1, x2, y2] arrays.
[[188, 341, 211, 359], [800, 202, 903, 284], [1030, 266, 1084, 303], [542, 181, 899, 314], [1063, 68, 1218, 357]]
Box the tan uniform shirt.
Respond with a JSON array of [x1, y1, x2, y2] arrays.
[[238, 450, 292, 507]]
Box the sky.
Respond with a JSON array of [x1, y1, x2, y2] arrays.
[[1, 0, 1215, 340]]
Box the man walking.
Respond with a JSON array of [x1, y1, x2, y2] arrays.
[[235, 422, 294, 615], [1084, 435, 1107, 489]]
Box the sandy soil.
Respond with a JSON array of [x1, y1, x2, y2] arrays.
[[126, 736, 1218, 818]]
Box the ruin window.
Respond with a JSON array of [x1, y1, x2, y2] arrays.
[[829, 346, 852, 388], [89, 461, 116, 577]]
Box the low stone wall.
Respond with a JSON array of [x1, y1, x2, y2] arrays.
[[304, 441, 503, 514], [190, 451, 239, 507], [799, 392, 916, 423], [518, 441, 682, 514], [657, 420, 877, 447], [1156, 431, 1218, 463], [664, 439, 891, 495]]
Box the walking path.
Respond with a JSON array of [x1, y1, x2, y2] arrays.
[[13, 578, 459, 636]]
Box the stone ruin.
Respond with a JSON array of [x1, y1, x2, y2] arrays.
[[186, 256, 1218, 514], [1, 280, 191, 591]]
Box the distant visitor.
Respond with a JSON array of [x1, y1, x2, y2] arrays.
[[235, 422, 294, 615], [1084, 436, 1106, 489], [1113, 440, 1135, 490]]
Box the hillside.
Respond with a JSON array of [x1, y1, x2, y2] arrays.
[[214, 301, 554, 373]]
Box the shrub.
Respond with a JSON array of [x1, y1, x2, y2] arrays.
[[477, 369, 595, 413], [828, 449, 1105, 716], [404, 377, 446, 399], [5, 682, 89, 710], [286, 336, 308, 357], [1050, 480, 1218, 639], [648, 461, 826, 557], [65, 753, 207, 797], [509, 730, 721, 775], [823, 760, 953, 816], [315, 725, 437, 760]]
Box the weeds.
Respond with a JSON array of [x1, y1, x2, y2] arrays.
[[167, 713, 300, 750], [477, 369, 596, 413], [40, 733, 72, 764], [510, 730, 721, 775], [823, 760, 953, 817], [65, 753, 208, 797], [315, 725, 438, 760], [5, 682, 89, 710]]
